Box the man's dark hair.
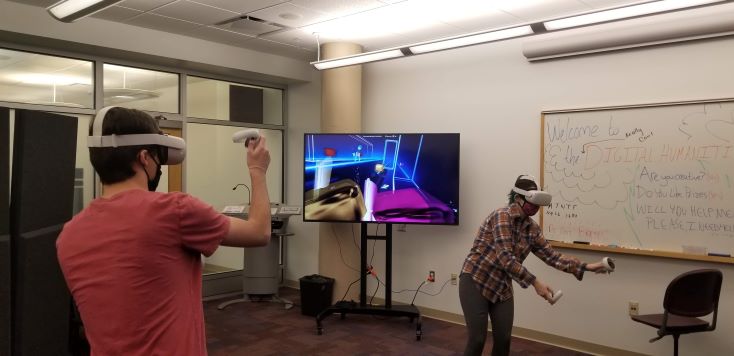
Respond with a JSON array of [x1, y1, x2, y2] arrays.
[[507, 175, 538, 205], [89, 107, 161, 184]]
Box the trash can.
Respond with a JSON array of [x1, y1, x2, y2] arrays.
[[299, 274, 334, 317]]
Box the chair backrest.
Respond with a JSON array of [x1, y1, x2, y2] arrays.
[[663, 269, 723, 317]]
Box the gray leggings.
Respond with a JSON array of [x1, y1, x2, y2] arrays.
[[459, 273, 514, 356]]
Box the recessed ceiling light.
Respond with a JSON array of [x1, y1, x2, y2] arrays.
[[279, 13, 302, 20]]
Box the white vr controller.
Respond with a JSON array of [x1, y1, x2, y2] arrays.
[[548, 258, 614, 306], [232, 129, 260, 147], [549, 290, 563, 305], [601, 257, 615, 273]]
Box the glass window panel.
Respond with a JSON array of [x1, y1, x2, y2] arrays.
[[186, 76, 283, 125], [0, 48, 93, 108], [103, 64, 179, 113], [185, 122, 283, 274]]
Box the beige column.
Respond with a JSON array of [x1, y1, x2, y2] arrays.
[[318, 42, 363, 301]]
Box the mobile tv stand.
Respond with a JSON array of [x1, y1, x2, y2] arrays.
[[315, 223, 422, 340]]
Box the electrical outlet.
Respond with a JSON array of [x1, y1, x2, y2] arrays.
[[428, 270, 435, 282], [629, 301, 639, 316], [451, 274, 458, 285]]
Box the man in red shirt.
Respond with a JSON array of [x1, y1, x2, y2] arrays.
[[57, 106, 272, 355]]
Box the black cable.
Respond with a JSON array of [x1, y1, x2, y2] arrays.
[[369, 223, 379, 266], [369, 275, 380, 305], [381, 278, 452, 297], [369, 240, 376, 266], [410, 281, 426, 306], [350, 223, 360, 252], [231, 183, 251, 205], [330, 224, 359, 272], [339, 276, 362, 302]]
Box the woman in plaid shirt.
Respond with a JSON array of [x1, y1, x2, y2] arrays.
[[459, 175, 608, 356]]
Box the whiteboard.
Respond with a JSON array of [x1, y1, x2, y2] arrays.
[[541, 100, 734, 257]]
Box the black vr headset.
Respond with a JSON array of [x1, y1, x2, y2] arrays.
[[512, 175, 552, 206], [87, 106, 186, 164]]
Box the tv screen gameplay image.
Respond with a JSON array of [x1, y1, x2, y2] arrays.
[[303, 133, 459, 225]]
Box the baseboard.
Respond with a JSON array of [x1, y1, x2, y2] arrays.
[[364, 295, 645, 356], [280, 281, 642, 354], [202, 271, 242, 298], [283, 279, 300, 289]]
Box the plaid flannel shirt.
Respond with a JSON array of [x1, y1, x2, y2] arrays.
[[462, 203, 584, 303]]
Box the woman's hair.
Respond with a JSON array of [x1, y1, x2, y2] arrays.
[[507, 175, 538, 205], [89, 107, 161, 184]]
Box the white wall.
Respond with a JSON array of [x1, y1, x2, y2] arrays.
[[361, 36, 734, 355], [284, 80, 322, 282]]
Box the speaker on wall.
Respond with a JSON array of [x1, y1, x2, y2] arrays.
[[229, 85, 263, 124], [10, 109, 77, 355], [1, 107, 10, 356]]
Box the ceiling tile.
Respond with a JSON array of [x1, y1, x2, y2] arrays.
[[392, 23, 467, 48], [248, 2, 328, 28], [153, 0, 239, 25], [237, 38, 316, 60], [493, 0, 591, 23], [189, 26, 257, 47], [190, 0, 286, 14], [216, 17, 284, 36], [289, 0, 387, 18], [406, 0, 522, 33], [119, 0, 176, 12], [260, 28, 319, 49], [579, 0, 641, 10], [347, 35, 405, 52], [91, 6, 143, 22], [7, 0, 57, 7], [126, 13, 204, 35]]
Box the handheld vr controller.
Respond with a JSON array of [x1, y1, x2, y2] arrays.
[[232, 129, 260, 147], [601, 257, 615, 273], [549, 290, 563, 305]]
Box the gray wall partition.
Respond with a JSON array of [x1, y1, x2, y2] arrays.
[[10, 110, 77, 355], [1, 107, 10, 356]]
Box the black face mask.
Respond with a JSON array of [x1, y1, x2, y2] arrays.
[[143, 154, 163, 192]]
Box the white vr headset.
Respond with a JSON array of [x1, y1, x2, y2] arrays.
[[512, 175, 552, 206], [87, 106, 186, 165]]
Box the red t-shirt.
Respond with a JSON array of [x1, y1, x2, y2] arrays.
[[57, 189, 230, 356]]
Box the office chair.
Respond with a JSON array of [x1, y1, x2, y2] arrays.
[[631, 269, 723, 356]]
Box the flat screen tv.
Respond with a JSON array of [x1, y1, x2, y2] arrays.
[[303, 133, 459, 225]]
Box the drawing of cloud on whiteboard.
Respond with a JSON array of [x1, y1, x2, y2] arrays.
[[676, 102, 734, 143], [544, 154, 633, 210]]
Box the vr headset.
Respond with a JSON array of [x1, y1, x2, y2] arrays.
[[87, 106, 186, 165], [512, 175, 552, 206]]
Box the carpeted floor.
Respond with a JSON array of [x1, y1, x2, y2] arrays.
[[204, 288, 590, 356]]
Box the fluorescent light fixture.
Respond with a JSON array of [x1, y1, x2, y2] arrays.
[[309, 0, 725, 70], [544, 0, 724, 31], [10, 73, 92, 86], [312, 49, 404, 70], [47, 0, 123, 23], [409, 25, 533, 54]]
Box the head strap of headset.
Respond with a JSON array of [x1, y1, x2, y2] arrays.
[[87, 106, 185, 165]]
